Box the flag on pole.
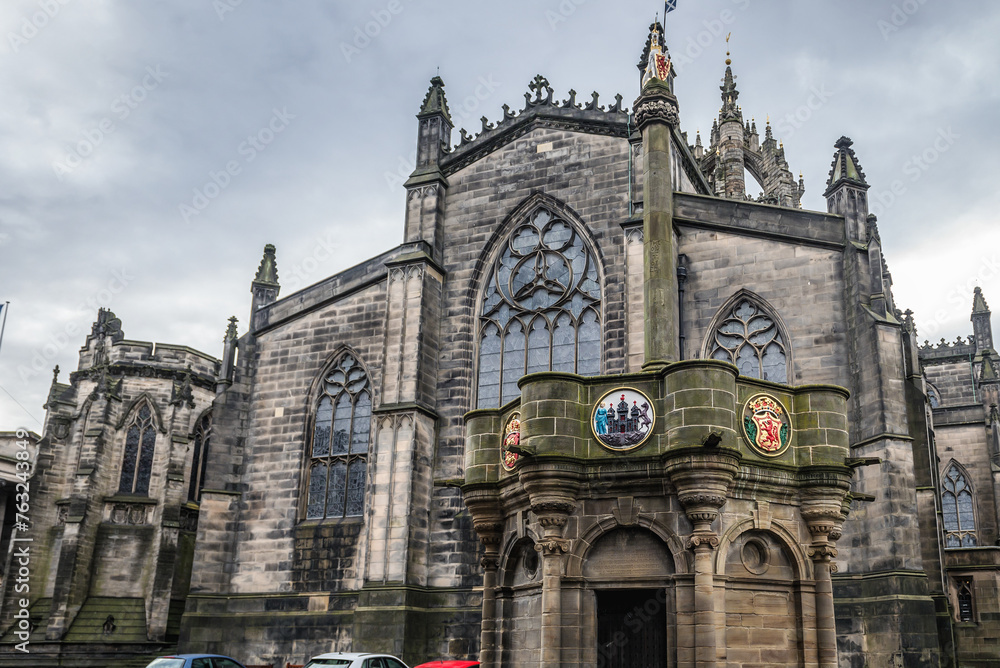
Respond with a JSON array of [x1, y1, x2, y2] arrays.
[[665, 0, 677, 14]]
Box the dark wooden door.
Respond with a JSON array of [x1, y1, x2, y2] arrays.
[[596, 589, 667, 668]]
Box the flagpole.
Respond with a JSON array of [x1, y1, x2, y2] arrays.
[[0, 302, 9, 357]]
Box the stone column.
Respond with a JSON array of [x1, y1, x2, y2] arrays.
[[802, 507, 844, 668], [465, 490, 504, 668], [535, 514, 572, 668], [666, 449, 740, 668], [633, 79, 680, 370], [688, 533, 720, 668], [475, 521, 502, 668]]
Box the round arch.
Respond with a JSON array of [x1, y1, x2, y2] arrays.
[[568, 515, 689, 578], [714, 518, 812, 581]]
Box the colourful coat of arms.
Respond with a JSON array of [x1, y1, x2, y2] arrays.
[[501, 413, 521, 471], [592, 388, 655, 452], [741, 394, 791, 456]]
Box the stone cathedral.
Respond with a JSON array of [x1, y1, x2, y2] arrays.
[[4, 21, 1000, 668]]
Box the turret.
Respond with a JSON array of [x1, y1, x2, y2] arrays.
[[250, 244, 280, 326], [825, 137, 870, 241], [404, 77, 453, 263], [414, 76, 452, 170]]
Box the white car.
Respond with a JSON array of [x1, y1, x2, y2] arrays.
[[304, 653, 408, 668]]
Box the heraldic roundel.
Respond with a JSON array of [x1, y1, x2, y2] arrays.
[[501, 412, 521, 472], [592, 387, 655, 452], [741, 394, 792, 457]]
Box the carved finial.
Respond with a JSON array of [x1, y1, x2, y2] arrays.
[[224, 316, 239, 342], [52, 365, 60, 384], [419, 76, 451, 123], [253, 244, 279, 287], [528, 75, 552, 103]]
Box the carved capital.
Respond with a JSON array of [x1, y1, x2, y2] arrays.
[[686, 533, 720, 551], [807, 545, 838, 563], [481, 555, 500, 571], [535, 538, 572, 557], [473, 521, 504, 550], [633, 96, 679, 130]]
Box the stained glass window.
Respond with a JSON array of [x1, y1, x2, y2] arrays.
[[709, 299, 788, 382], [118, 403, 156, 496], [943, 464, 977, 547], [476, 207, 603, 408], [306, 354, 371, 519], [187, 413, 211, 502]]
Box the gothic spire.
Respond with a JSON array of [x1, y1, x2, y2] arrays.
[[253, 244, 279, 288], [974, 287, 991, 314], [824, 136, 869, 196], [419, 76, 451, 124]]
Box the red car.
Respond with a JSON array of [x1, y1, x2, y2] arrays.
[[412, 662, 479, 668]]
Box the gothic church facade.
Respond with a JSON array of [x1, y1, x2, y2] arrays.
[[3, 21, 1000, 668]]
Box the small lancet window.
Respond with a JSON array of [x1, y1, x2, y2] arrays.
[[956, 577, 975, 622], [942, 464, 977, 547], [119, 403, 156, 496], [306, 354, 371, 520], [188, 413, 211, 503], [476, 206, 603, 408], [709, 299, 788, 382]]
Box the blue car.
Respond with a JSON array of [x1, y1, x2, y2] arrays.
[[146, 655, 247, 668]]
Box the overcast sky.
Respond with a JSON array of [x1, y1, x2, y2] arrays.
[[1, 0, 998, 429]]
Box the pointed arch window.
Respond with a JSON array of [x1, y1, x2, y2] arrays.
[[188, 413, 211, 503], [943, 464, 977, 547], [306, 354, 371, 520], [708, 298, 788, 382], [476, 206, 602, 408], [118, 403, 157, 496]]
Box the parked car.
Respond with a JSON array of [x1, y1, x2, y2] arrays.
[[412, 662, 479, 668], [146, 656, 246, 668], [304, 653, 408, 668]]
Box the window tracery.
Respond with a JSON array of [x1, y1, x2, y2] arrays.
[[942, 464, 977, 547], [306, 354, 370, 519], [119, 403, 156, 496], [708, 298, 788, 382], [477, 207, 602, 408]]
